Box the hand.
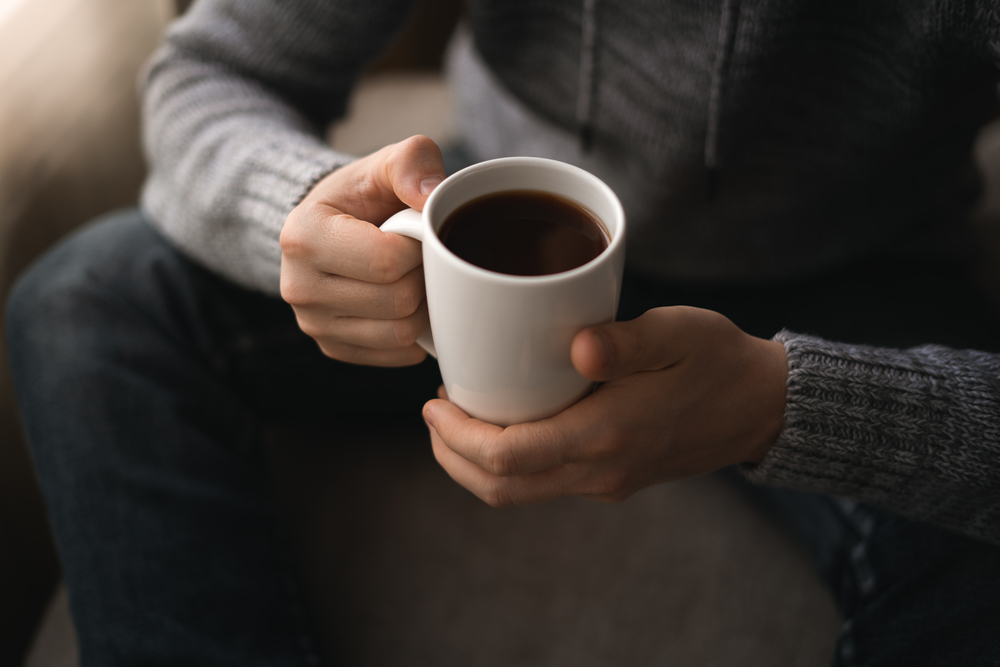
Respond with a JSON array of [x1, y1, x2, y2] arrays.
[[423, 306, 788, 506], [280, 135, 445, 366]]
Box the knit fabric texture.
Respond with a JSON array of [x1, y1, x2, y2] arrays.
[[139, 0, 1000, 544], [745, 332, 1000, 545], [140, 0, 422, 292]]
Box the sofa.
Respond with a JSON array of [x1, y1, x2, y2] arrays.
[[5, 0, 999, 665]]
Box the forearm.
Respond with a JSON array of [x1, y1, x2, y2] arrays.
[[743, 331, 1000, 545], [140, 0, 417, 294]]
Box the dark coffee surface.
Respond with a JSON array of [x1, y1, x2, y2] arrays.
[[437, 190, 608, 276]]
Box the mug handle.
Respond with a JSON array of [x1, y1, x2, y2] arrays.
[[380, 208, 437, 358]]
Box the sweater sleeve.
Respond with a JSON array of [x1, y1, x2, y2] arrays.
[[971, 0, 1000, 69], [139, 0, 419, 294], [743, 331, 1000, 545]]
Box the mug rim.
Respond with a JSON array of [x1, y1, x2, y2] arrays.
[[421, 157, 626, 285]]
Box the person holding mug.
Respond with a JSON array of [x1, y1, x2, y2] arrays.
[[7, 0, 1000, 665]]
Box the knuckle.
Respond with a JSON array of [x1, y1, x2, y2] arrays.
[[482, 438, 518, 477], [316, 340, 339, 360], [395, 134, 437, 159], [482, 482, 515, 509], [704, 307, 728, 326], [623, 324, 648, 366], [280, 275, 309, 306], [367, 243, 405, 284], [351, 172, 382, 209], [367, 256, 394, 285], [279, 278, 297, 305], [294, 314, 324, 340], [589, 428, 623, 461], [386, 135, 443, 184], [280, 206, 325, 260], [391, 275, 423, 318], [279, 215, 305, 258], [389, 316, 423, 348], [335, 171, 382, 222]]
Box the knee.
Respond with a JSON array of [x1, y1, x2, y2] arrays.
[[6, 233, 103, 386], [6, 210, 159, 381]]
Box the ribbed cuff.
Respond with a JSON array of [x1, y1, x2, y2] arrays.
[[740, 329, 1000, 544], [741, 330, 927, 497], [143, 131, 354, 295], [239, 136, 353, 292], [250, 137, 350, 210]]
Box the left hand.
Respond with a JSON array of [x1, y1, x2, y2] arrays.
[[422, 306, 788, 507]]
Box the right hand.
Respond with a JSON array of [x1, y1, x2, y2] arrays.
[[280, 135, 445, 366]]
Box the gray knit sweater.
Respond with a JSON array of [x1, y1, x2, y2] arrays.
[[140, 0, 1000, 544]]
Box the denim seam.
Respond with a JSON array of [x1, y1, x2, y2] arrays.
[[837, 504, 880, 667]]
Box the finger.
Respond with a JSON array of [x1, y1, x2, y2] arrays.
[[303, 303, 430, 350], [311, 135, 446, 224], [422, 397, 595, 477], [437, 385, 448, 400], [284, 264, 425, 319], [427, 423, 579, 507], [314, 339, 427, 367], [282, 209, 423, 283], [378, 135, 446, 213], [571, 306, 709, 382]]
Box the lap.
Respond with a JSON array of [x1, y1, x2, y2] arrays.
[[9, 210, 1000, 665]]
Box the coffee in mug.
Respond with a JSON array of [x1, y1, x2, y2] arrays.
[[437, 191, 609, 276], [379, 157, 625, 426]]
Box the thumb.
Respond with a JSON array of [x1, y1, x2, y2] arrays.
[[571, 307, 692, 382], [379, 135, 446, 214]]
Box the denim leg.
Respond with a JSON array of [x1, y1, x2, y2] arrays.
[[743, 484, 1000, 667], [6, 210, 439, 666]]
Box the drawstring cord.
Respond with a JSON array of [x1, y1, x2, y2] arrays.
[[576, 0, 738, 187], [577, 0, 598, 152], [706, 0, 740, 200]]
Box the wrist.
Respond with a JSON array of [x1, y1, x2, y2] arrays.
[[744, 337, 788, 464]]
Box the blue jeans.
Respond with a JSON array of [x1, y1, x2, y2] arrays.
[[7, 209, 1000, 665]]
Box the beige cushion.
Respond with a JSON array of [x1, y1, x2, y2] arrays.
[[22, 585, 77, 667], [269, 425, 841, 666], [0, 0, 173, 286]]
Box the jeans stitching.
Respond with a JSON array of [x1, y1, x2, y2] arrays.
[[837, 503, 880, 667]]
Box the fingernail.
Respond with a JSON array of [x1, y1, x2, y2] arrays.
[[419, 176, 443, 196], [423, 407, 436, 429], [592, 330, 613, 367]]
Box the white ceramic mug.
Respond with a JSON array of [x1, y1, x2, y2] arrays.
[[380, 157, 626, 426]]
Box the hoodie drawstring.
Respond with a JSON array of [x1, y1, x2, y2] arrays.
[[577, 0, 598, 152], [706, 0, 740, 200], [578, 0, 738, 186]]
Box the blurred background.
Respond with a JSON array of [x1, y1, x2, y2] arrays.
[[1, 0, 999, 666]]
